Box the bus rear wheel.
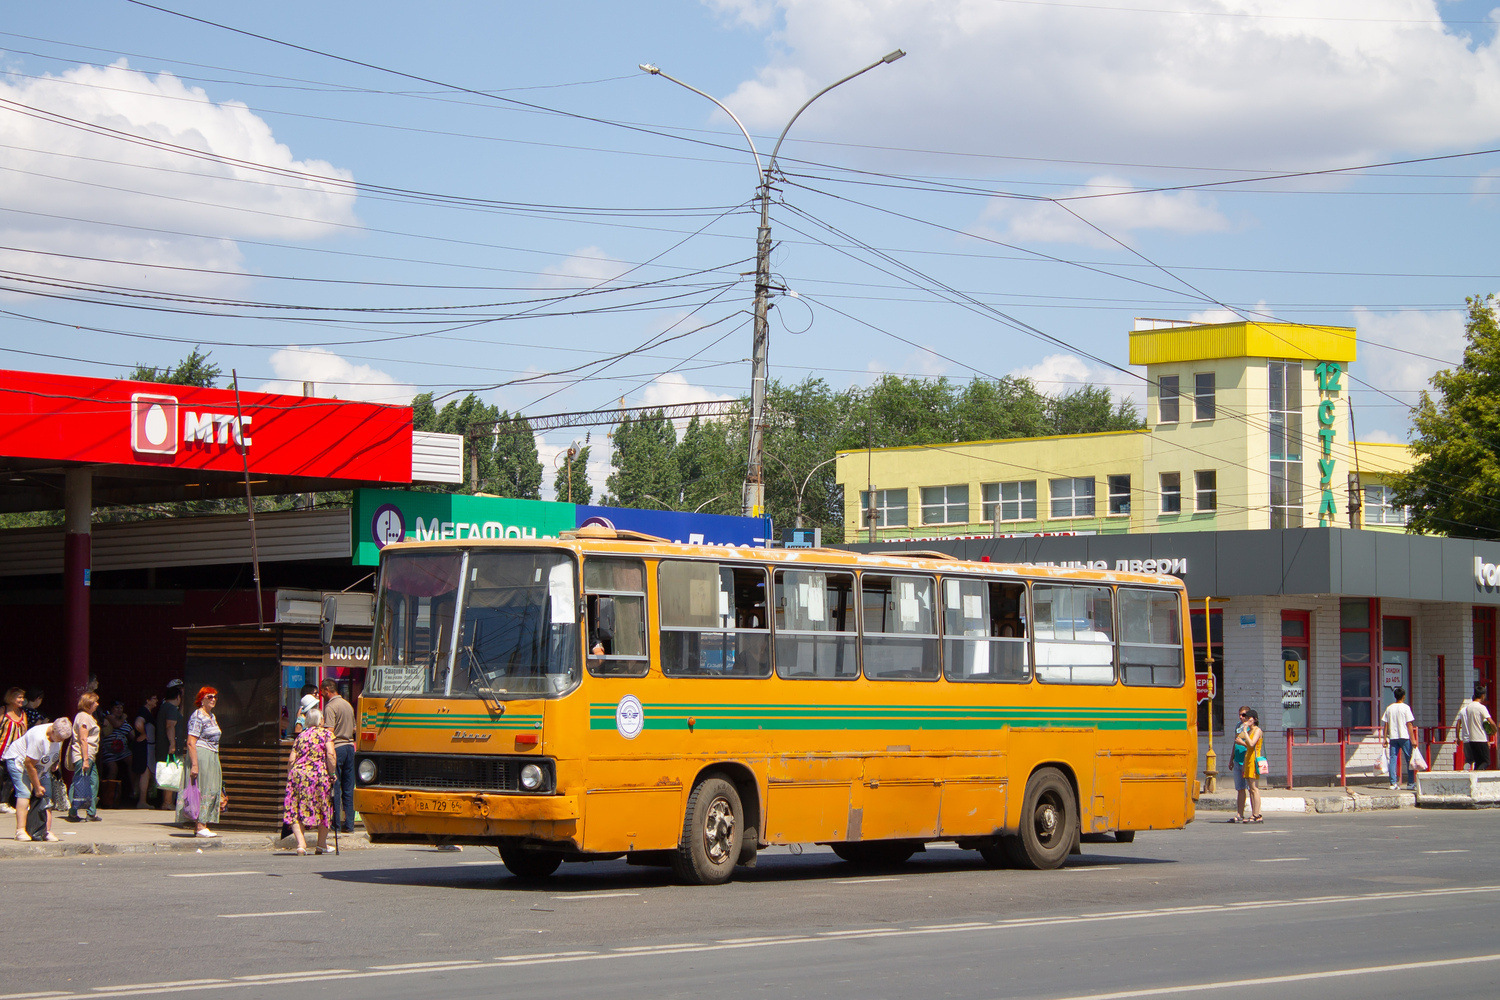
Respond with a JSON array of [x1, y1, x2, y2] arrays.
[[830, 841, 918, 867], [672, 776, 743, 886], [1115, 830, 1136, 844], [1006, 768, 1077, 870], [500, 846, 563, 880]]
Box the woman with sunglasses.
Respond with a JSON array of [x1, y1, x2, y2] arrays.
[[180, 687, 225, 838], [1231, 707, 1264, 823]]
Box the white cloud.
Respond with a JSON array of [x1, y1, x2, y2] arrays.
[[1009, 352, 1144, 411], [538, 247, 630, 289], [715, 0, 1500, 166], [1360, 428, 1401, 444], [1186, 301, 1272, 325], [979, 176, 1231, 247], [641, 372, 735, 409], [259, 346, 415, 404], [0, 61, 356, 295], [1352, 306, 1466, 398]]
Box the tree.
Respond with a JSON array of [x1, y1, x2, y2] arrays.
[[553, 441, 593, 505], [126, 348, 222, 388], [676, 416, 739, 515], [492, 415, 543, 500], [1391, 295, 1500, 538], [1047, 385, 1143, 436], [430, 393, 500, 495], [603, 410, 679, 508]]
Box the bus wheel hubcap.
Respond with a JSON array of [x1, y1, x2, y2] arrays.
[[1037, 803, 1058, 843], [703, 798, 734, 863]]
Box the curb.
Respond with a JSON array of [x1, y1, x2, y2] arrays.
[[1199, 789, 1417, 814], [0, 833, 375, 858]]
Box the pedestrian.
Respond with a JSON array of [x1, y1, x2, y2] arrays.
[[2, 717, 71, 841], [23, 691, 44, 730], [0, 688, 27, 814], [1451, 684, 1495, 771], [131, 693, 159, 809], [99, 701, 132, 799], [282, 707, 335, 855], [294, 685, 318, 736], [320, 679, 356, 834], [1381, 686, 1418, 790], [67, 693, 101, 822], [156, 682, 186, 810], [180, 687, 224, 838], [1232, 706, 1264, 823]]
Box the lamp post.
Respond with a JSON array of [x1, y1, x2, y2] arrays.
[[640, 50, 906, 518]]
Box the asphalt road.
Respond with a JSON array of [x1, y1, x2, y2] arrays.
[[15, 809, 1500, 1000]]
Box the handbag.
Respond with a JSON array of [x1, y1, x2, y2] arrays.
[[155, 755, 185, 791], [1256, 755, 1269, 777], [180, 780, 201, 822], [1377, 750, 1389, 776]]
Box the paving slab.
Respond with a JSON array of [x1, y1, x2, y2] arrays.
[[0, 806, 374, 858]]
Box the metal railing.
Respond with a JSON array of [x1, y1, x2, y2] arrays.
[[1282, 725, 1496, 787]]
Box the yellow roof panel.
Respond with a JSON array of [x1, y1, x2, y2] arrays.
[[1128, 321, 1357, 365]]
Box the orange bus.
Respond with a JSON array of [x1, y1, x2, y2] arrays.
[[353, 527, 1197, 884]]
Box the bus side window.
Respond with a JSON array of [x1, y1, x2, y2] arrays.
[[860, 573, 940, 681], [1033, 584, 1115, 684], [584, 558, 648, 677], [1118, 587, 1184, 687], [774, 568, 858, 679], [659, 561, 771, 678], [941, 577, 1028, 683]]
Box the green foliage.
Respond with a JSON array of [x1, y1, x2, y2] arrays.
[[553, 442, 593, 505], [1391, 295, 1500, 538], [603, 410, 679, 508], [492, 416, 543, 500], [126, 348, 222, 388]]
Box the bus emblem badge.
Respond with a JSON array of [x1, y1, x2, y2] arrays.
[[615, 695, 644, 740]]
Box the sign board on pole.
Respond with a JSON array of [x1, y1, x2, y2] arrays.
[[1195, 672, 1215, 704]]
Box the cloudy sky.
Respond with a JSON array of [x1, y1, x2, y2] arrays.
[[3, 0, 1498, 494]]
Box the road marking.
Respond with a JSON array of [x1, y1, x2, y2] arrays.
[[218, 910, 323, 919], [1066, 866, 1123, 872], [167, 871, 264, 879], [1042, 951, 1500, 999], [37, 886, 1500, 1000], [456, 860, 498, 866], [231, 971, 352, 982], [0, 992, 69, 999], [557, 891, 641, 902], [1254, 857, 1306, 863], [835, 876, 900, 884], [1422, 849, 1468, 854]]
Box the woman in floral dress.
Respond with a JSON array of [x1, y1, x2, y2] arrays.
[[282, 707, 336, 855]]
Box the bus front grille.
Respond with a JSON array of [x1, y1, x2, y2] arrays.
[[357, 753, 552, 794]]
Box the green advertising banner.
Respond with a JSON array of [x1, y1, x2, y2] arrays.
[[351, 489, 578, 565]]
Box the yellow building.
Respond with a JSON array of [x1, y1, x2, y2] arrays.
[[836, 320, 1414, 541]]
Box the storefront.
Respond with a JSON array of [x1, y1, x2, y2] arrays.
[[848, 526, 1500, 783]]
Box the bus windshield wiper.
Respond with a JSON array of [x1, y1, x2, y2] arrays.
[[461, 643, 505, 715]]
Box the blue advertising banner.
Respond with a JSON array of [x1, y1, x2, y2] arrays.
[[576, 505, 772, 547]]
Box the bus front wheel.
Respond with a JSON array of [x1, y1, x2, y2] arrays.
[[1006, 768, 1077, 871], [500, 846, 563, 880], [672, 776, 743, 886]]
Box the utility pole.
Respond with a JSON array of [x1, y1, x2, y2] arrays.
[[641, 51, 906, 519]]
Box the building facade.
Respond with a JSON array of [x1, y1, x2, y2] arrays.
[[835, 319, 1414, 541]]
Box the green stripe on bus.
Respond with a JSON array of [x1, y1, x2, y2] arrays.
[[585, 702, 1188, 732]]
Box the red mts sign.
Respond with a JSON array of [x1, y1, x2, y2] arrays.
[[0, 369, 413, 482]]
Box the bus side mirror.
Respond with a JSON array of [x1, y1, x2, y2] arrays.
[[320, 595, 337, 646]]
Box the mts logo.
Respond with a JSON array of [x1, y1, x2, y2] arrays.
[[183, 411, 252, 447]]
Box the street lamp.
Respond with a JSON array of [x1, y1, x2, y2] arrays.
[[640, 49, 906, 519], [763, 451, 840, 528]]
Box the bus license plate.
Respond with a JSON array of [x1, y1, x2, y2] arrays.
[[411, 799, 459, 813]]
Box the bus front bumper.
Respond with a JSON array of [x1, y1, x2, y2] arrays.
[[355, 788, 580, 842]]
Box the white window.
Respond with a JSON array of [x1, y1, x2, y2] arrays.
[[920, 484, 969, 525], [1158, 375, 1180, 424], [983, 480, 1037, 522], [1269, 360, 1304, 529], [1160, 472, 1181, 514], [1364, 485, 1409, 525], [1049, 477, 1096, 519], [1195, 470, 1217, 512], [859, 489, 908, 528], [1195, 372, 1216, 421], [1108, 475, 1131, 516]]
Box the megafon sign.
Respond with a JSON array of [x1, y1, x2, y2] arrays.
[[0, 369, 413, 482]]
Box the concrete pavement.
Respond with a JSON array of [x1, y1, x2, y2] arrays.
[[0, 806, 372, 857]]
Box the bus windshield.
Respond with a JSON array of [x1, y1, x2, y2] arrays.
[[369, 549, 581, 699]]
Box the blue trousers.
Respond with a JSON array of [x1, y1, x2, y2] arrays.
[[333, 744, 356, 831]]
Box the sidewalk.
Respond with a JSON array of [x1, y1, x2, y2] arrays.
[[1199, 782, 1416, 815], [0, 807, 372, 857]]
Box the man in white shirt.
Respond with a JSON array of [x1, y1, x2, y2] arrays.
[[1, 717, 72, 841], [1452, 685, 1496, 771], [1380, 687, 1418, 790]]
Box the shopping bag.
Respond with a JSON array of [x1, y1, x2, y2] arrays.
[[26, 797, 47, 840], [1411, 746, 1428, 772], [155, 756, 185, 791], [180, 780, 201, 822], [1377, 751, 1389, 776], [1256, 756, 1269, 777]]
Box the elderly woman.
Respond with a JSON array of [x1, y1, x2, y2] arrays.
[[2, 717, 71, 841], [67, 693, 101, 822], [179, 687, 225, 838], [282, 707, 335, 855]]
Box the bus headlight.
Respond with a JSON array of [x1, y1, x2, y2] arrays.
[[520, 763, 544, 790], [357, 758, 377, 784]]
